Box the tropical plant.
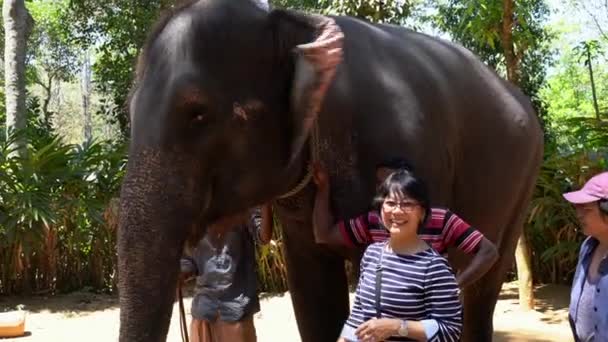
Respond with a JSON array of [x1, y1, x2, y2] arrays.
[[525, 149, 607, 284], [255, 213, 289, 293], [0, 122, 126, 295]]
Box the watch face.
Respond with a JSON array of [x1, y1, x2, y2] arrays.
[[398, 322, 408, 336]]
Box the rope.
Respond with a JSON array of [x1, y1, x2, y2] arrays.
[[277, 165, 313, 199], [278, 121, 320, 199], [277, 16, 342, 200]]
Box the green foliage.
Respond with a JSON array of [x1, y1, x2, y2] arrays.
[[273, 0, 417, 24], [271, 0, 325, 11], [27, 0, 81, 84], [540, 43, 608, 151], [0, 121, 126, 295], [529, 36, 608, 284], [434, 0, 502, 68], [0, 103, 5, 132], [433, 0, 553, 79], [255, 213, 289, 293], [433, 0, 556, 144], [65, 0, 175, 137], [573, 39, 605, 120], [319, 0, 414, 24], [526, 149, 607, 284], [574, 40, 605, 62]]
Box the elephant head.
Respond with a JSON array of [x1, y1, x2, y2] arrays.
[[117, 0, 344, 340]]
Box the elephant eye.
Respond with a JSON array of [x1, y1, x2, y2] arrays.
[[185, 104, 208, 126], [174, 85, 208, 126]]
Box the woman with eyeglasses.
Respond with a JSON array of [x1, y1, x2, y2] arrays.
[[563, 171, 608, 342], [333, 169, 462, 342], [311, 159, 498, 289]]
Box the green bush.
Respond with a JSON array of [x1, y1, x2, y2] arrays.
[[0, 127, 126, 295], [524, 151, 606, 284], [524, 112, 608, 285], [255, 215, 289, 293]]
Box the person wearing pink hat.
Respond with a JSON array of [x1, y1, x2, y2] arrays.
[[563, 171, 608, 342]]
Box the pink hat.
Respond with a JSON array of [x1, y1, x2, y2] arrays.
[[563, 171, 608, 204]]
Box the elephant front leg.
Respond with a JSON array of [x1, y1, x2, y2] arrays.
[[278, 214, 351, 342], [461, 225, 521, 342], [461, 265, 503, 342]]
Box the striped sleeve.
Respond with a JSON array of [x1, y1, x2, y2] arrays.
[[337, 211, 388, 247], [423, 255, 462, 342], [443, 210, 483, 255]]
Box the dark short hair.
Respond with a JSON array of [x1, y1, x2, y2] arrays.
[[376, 157, 415, 172], [373, 169, 430, 226]]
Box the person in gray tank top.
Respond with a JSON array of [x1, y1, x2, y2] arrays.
[[180, 205, 273, 342]]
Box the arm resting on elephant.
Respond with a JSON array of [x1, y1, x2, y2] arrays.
[[440, 210, 499, 288], [312, 182, 346, 246], [456, 236, 498, 288], [311, 162, 350, 246]]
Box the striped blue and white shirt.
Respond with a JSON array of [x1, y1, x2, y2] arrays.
[[343, 242, 462, 342]]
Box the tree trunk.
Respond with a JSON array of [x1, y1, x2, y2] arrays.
[[500, 0, 519, 84], [501, 0, 534, 311], [81, 49, 92, 142], [31, 72, 54, 129], [41, 77, 52, 126], [3, 0, 33, 154], [515, 232, 534, 310], [586, 47, 601, 120]]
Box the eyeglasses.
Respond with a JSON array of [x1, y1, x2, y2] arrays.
[[382, 199, 420, 212]]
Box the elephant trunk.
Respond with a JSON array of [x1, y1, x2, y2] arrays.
[[117, 149, 200, 342]]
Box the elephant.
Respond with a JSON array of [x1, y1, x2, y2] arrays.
[[117, 0, 544, 341]]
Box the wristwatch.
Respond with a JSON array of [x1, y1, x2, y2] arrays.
[[398, 320, 409, 337]]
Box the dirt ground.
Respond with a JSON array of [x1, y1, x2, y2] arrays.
[[0, 281, 573, 341]]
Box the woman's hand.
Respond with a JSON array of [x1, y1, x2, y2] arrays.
[[355, 318, 401, 342], [312, 162, 329, 189]]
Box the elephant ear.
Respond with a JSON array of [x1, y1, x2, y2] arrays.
[[270, 10, 344, 165]]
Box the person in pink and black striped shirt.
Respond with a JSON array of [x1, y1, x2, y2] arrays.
[[312, 158, 498, 289]]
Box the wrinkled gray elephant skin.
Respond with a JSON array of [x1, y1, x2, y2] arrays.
[[117, 1, 544, 341]]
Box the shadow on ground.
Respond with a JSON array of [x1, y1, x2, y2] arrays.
[[494, 330, 568, 342], [0, 291, 118, 314], [0, 281, 207, 314], [498, 282, 570, 325], [0, 332, 32, 340]]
